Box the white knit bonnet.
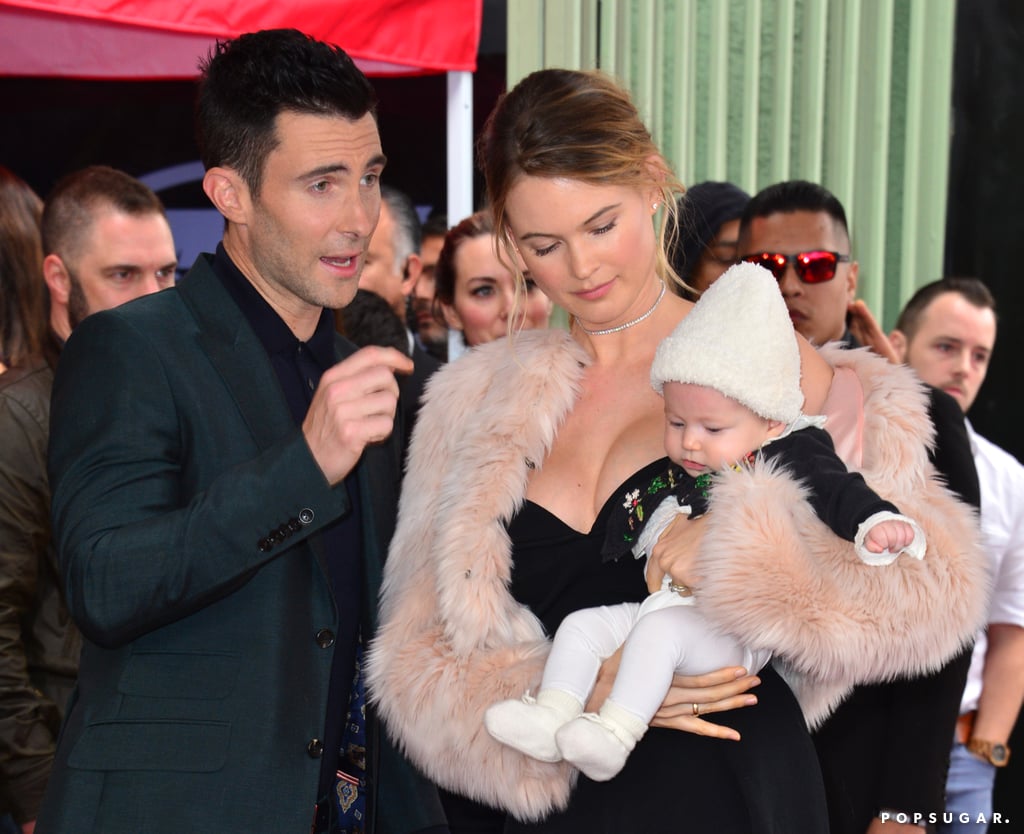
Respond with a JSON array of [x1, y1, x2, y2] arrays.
[[650, 261, 803, 423]]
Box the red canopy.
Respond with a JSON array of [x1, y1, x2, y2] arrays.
[[0, 0, 482, 78]]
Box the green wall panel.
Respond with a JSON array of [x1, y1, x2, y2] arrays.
[[506, 0, 956, 328]]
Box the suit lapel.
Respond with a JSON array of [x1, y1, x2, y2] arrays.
[[176, 261, 402, 603], [176, 256, 295, 452]]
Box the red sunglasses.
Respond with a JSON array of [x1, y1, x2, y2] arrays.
[[740, 250, 851, 284]]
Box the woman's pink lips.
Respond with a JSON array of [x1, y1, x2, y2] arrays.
[[573, 280, 615, 301]]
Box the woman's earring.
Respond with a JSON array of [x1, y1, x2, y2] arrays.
[[652, 202, 659, 211]]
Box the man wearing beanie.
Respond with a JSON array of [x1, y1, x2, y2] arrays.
[[667, 180, 750, 299], [483, 263, 925, 784]]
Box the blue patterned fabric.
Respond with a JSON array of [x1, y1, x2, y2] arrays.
[[331, 637, 367, 833]]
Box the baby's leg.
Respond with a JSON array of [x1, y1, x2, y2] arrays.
[[484, 603, 640, 762], [607, 603, 760, 724], [556, 603, 768, 780], [541, 603, 639, 702]]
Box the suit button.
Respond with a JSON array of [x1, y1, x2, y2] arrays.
[[315, 628, 335, 648], [288, 519, 302, 532], [257, 538, 272, 552], [307, 738, 323, 758], [298, 508, 314, 525], [278, 524, 292, 538]]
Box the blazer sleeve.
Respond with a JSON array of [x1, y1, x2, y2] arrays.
[[47, 310, 348, 648]]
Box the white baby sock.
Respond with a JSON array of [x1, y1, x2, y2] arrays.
[[484, 688, 583, 762], [555, 700, 648, 781]]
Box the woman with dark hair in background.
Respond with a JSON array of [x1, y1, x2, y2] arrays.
[[433, 208, 552, 360], [666, 179, 749, 301]]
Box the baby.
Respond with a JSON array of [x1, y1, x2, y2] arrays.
[[484, 262, 924, 782]]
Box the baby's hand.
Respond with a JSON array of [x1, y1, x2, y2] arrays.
[[864, 519, 916, 554]]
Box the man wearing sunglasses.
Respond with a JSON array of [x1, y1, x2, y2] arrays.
[[738, 181, 980, 834], [737, 180, 857, 349]]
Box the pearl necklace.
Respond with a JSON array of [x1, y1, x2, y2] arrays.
[[576, 282, 667, 336]]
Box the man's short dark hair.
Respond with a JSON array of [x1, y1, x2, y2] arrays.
[[196, 28, 377, 196], [41, 165, 166, 262], [422, 210, 449, 239], [894, 277, 997, 342], [740, 180, 850, 243]]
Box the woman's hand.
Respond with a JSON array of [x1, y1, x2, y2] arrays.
[[651, 667, 760, 740], [646, 513, 707, 592], [586, 648, 759, 741]]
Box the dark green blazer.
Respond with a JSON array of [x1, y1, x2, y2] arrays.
[[37, 255, 445, 833]]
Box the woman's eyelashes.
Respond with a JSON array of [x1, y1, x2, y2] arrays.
[[469, 282, 496, 299], [528, 219, 618, 257]]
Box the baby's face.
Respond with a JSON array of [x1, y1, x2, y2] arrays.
[[662, 382, 778, 477]]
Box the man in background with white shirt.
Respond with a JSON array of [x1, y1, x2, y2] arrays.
[[890, 277, 1024, 832]]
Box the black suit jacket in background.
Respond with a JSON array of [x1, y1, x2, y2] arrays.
[[814, 337, 980, 833]]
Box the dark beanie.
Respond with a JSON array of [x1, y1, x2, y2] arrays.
[[669, 181, 750, 280]]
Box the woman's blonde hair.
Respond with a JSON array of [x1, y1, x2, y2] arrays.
[[478, 68, 688, 294]]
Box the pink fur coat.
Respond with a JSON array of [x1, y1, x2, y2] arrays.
[[365, 329, 987, 822]]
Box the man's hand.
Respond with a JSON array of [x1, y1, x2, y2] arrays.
[[302, 346, 413, 485], [848, 299, 900, 364]]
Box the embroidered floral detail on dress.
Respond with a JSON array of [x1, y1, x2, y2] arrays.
[[693, 472, 713, 500], [621, 466, 683, 544]]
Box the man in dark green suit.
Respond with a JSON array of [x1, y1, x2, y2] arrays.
[[36, 29, 447, 834]]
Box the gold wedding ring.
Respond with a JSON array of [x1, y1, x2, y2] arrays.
[[692, 702, 701, 716]]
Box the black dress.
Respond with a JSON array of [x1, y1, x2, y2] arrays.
[[440, 459, 830, 834]]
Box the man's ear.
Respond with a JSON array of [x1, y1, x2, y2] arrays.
[[43, 254, 71, 304], [888, 329, 909, 363], [203, 167, 249, 224], [401, 253, 423, 297], [845, 259, 859, 302]]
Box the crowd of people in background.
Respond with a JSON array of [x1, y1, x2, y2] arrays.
[[0, 25, 1020, 834]]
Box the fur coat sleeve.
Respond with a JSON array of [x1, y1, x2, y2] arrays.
[[365, 333, 989, 820], [365, 330, 588, 821], [696, 344, 988, 727]]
